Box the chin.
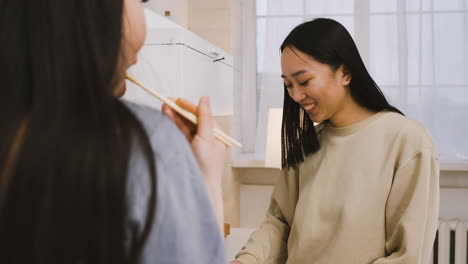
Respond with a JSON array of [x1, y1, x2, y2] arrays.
[[117, 88, 126, 97], [128, 55, 138, 67], [307, 113, 322, 123], [114, 82, 127, 98]]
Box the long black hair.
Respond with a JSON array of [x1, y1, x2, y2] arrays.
[[280, 18, 403, 169], [0, 0, 156, 263]]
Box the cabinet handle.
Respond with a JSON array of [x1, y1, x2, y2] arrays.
[[213, 57, 225, 63]]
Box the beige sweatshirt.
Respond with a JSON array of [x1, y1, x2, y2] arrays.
[[235, 111, 440, 264]]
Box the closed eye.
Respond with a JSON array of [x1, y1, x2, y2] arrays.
[[300, 79, 311, 86]]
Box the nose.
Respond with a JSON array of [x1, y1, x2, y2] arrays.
[[288, 85, 306, 103]]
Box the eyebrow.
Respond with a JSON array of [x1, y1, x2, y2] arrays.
[[281, 70, 307, 79]]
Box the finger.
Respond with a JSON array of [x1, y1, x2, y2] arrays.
[[175, 97, 198, 114], [173, 116, 196, 141], [196, 96, 214, 139], [163, 103, 196, 131], [162, 104, 176, 121], [163, 104, 196, 140]]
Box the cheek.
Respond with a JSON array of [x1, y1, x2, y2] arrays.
[[129, 22, 145, 51], [303, 80, 323, 101], [138, 28, 146, 51], [125, 4, 146, 48], [324, 83, 347, 108], [135, 8, 147, 48], [308, 79, 343, 109], [123, 16, 146, 65]]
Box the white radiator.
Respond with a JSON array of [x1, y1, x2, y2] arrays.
[[430, 219, 468, 264]]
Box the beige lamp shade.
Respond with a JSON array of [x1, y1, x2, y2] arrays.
[[265, 108, 283, 169]]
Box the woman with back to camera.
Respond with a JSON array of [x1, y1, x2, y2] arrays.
[[0, 0, 227, 263], [232, 18, 439, 264]]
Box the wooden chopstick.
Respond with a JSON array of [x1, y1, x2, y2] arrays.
[[125, 74, 243, 148]]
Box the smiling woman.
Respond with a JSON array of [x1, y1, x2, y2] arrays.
[[281, 50, 353, 125], [232, 18, 439, 264], [279, 18, 403, 169]]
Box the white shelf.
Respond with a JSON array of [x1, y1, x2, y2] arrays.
[[231, 160, 267, 168], [440, 162, 468, 172], [232, 159, 468, 172]]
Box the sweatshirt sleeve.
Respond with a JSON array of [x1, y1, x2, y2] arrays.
[[373, 147, 439, 264], [235, 168, 299, 264]]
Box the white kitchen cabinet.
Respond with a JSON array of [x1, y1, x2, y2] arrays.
[[123, 9, 233, 116]]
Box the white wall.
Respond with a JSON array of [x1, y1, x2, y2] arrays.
[[188, 0, 232, 52], [143, 0, 188, 28], [143, 0, 233, 52]]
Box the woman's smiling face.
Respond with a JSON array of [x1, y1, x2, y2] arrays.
[[281, 46, 351, 124]]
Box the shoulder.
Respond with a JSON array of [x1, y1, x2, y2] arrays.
[[123, 100, 202, 208], [123, 101, 178, 144], [374, 111, 438, 168], [122, 102, 226, 263], [378, 111, 435, 150], [123, 100, 195, 166]]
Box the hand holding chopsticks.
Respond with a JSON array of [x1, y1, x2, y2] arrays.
[[125, 74, 242, 148]]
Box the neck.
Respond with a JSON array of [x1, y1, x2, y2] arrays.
[[330, 98, 375, 128]]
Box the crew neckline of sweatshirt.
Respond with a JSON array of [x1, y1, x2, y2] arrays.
[[323, 111, 389, 137]]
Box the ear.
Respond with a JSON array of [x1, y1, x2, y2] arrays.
[[339, 65, 351, 86]]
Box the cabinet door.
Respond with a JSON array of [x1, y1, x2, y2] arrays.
[[211, 58, 233, 116], [123, 45, 183, 109], [123, 44, 233, 116], [182, 47, 233, 116]]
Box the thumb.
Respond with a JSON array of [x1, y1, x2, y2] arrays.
[[196, 96, 214, 140]]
